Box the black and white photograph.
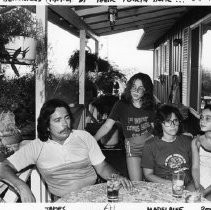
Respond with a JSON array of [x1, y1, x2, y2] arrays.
[[0, 4, 211, 208]]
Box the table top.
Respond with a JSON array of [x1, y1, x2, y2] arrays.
[[57, 181, 208, 203]]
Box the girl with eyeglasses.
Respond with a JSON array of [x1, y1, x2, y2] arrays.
[[95, 73, 155, 181], [191, 104, 211, 200], [142, 104, 192, 187]]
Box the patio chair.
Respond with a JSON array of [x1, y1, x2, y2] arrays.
[[0, 167, 52, 203], [0, 139, 52, 203], [0, 168, 32, 203]]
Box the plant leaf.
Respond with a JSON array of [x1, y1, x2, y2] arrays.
[[11, 63, 20, 77]]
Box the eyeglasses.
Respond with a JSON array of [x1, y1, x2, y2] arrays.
[[200, 115, 211, 122], [131, 86, 145, 93], [163, 119, 180, 127]]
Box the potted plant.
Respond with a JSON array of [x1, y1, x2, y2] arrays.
[[0, 6, 37, 76], [68, 50, 112, 73], [68, 50, 126, 94]]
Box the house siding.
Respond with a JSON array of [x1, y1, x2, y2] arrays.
[[182, 27, 190, 106], [153, 7, 211, 105]]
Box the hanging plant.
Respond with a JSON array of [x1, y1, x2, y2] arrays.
[[68, 50, 112, 73], [0, 6, 37, 76], [0, 6, 37, 43], [68, 50, 126, 95]]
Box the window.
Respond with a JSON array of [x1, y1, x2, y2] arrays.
[[172, 38, 182, 75], [154, 47, 161, 80], [201, 20, 211, 109], [154, 42, 169, 82], [162, 42, 169, 75], [189, 15, 211, 113]]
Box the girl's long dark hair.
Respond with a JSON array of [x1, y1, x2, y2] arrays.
[[122, 72, 155, 110]]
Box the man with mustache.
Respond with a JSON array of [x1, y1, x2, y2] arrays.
[[0, 99, 132, 202]]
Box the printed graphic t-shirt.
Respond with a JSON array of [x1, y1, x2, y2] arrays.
[[142, 135, 192, 185], [109, 100, 154, 139]]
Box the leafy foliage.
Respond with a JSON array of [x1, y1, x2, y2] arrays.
[[202, 68, 211, 97], [0, 6, 37, 76], [68, 50, 127, 95], [46, 73, 97, 105], [0, 6, 37, 45], [68, 50, 112, 73], [95, 70, 126, 94], [0, 74, 35, 139]]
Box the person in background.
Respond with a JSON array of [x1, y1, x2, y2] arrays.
[[142, 104, 192, 188], [168, 74, 181, 105], [191, 104, 211, 200], [95, 73, 155, 181], [0, 99, 133, 202]]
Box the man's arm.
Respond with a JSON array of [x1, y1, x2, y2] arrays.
[[93, 160, 133, 190], [94, 118, 115, 142], [0, 160, 36, 202]]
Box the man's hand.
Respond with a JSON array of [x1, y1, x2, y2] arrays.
[[94, 160, 133, 191], [16, 184, 36, 203], [118, 175, 133, 191]]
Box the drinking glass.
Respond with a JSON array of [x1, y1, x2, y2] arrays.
[[107, 174, 121, 202], [172, 170, 185, 198]]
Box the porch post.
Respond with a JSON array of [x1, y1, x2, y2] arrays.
[[95, 40, 99, 74], [78, 30, 86, 130], [33, 6, 50, 203], [35, 5, 48, 133], [95, 40, 99, 56]]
